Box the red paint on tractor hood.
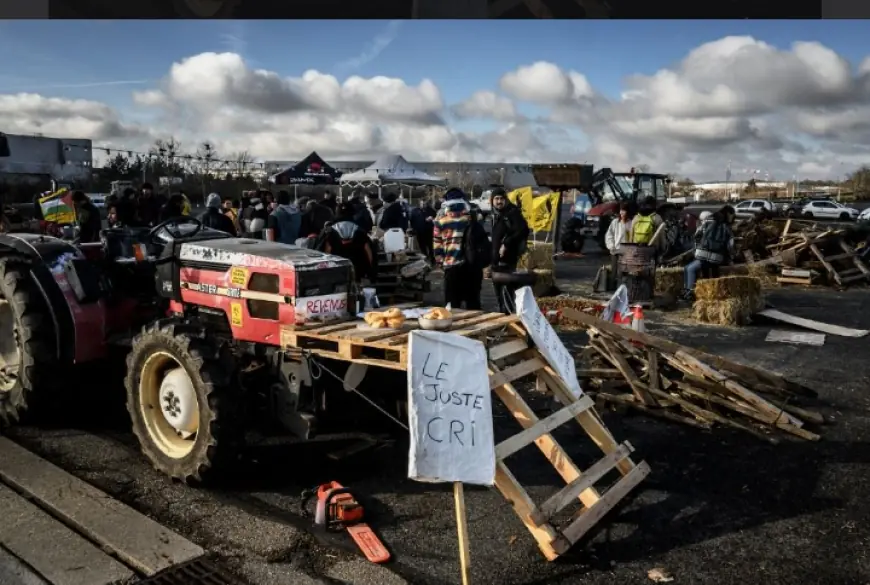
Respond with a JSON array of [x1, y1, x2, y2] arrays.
[[587, 202, 618, 217]]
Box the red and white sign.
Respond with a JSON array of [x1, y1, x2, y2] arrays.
[[295, 293, 348, 321]]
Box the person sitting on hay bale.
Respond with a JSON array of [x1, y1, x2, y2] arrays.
[[681, 205, 736, 302], [602, 201, 635, 291]]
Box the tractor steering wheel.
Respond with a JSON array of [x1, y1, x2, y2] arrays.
[[149, 216, 203, 243]]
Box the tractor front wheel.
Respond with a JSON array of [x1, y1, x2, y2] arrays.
[[0, 260, 56, 427], [125, 323, 241, 483]]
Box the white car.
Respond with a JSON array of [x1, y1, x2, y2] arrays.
[[801, 200, 859, 220], [88, 193, 107, 208], [858, 207, 870, 221], [733, 199, 776, 218]]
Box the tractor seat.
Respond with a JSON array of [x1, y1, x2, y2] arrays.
[[490, 270, 537, 287]]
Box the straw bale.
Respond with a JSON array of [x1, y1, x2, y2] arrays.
[[745, 262, 778, 287], [518, 243, 554, 271], [532, 269, 555, 296], [692, 298, 758, 326], [695, 276, 761, 302], [655, 267, 685, 297], [537, 296, 601, 314]]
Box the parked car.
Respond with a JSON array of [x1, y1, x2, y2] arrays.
[[858, 207, 870, 222], [780, 197, 835, 217], [733, 199, 776, 218], [801, 200, 859, 220]]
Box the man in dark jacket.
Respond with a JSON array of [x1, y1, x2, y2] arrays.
[[350, 195, 374, 233], [159, 194, 186, 223], [379, 192, 408, 231], [489, 188, 530, 313], [71, 191, 102, 243], [321, 190, 337, 213], [299, 197, 334, 238], [322, 202, 375, 282], [410, 197, 436, 261], [137, 182, 162, 226], [199, 193, 237, 235], [267, 191, 301, 244]]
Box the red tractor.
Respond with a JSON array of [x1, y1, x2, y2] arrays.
[[580, 168, 697, 256], [0, 218, 398, 482]]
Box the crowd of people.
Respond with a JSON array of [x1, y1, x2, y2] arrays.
[[59, 183, 533, 315], [601, 195, 736, 301]]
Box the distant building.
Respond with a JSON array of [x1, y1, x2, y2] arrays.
[[0, 133, 93, 185]]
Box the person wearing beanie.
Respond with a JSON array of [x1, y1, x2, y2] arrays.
[[489, 187, 530, 313], [199, 193, 237, 235], [433, 186, 483, 309], [379, 191, 409, 231]]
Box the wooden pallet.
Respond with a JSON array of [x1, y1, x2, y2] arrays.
[[279, 306, 518, 370], [487, 333, 650, 560], [809, 238, 870, 286]]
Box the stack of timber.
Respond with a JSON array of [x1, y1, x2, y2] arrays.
[[562, 307, 824, 443]]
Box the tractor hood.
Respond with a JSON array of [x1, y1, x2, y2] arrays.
[[587, 202, 618, 217], [178, 238, 352, 272]]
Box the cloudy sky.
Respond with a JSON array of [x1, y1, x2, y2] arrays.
[[1, 20, 868, 181]]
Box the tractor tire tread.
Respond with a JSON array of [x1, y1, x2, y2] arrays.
[[0, 259, 56, 428], [125, 322, 241, 484]]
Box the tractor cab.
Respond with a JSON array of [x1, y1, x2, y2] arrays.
[[583, 168, 671, 248]]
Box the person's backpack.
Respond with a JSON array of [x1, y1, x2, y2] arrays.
[[462, 215, 492, 268], [632, 214, 655, 244]]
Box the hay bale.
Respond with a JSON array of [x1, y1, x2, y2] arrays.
[[719, 264, 749, 276], [532, 269, 555, 296], [692, 298, 757, 326], [655, 267, 684, 297], [695, 276, 761, 301], [745, 262, 778, 287], [518, 243, 554, 271]]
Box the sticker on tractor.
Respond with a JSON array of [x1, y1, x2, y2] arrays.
[[230, 302, 243, 326], [230, 267, 248, 287], [295, 293, 348, 319]]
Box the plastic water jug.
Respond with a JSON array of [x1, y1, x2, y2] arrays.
[[383, 228, 406, 254]]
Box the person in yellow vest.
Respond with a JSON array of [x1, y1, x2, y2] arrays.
[[630, 196, 665, 254], [179, 191, 192, 216]]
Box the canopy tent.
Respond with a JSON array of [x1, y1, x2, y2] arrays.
[[268, 151, 341, 186], [339, 154, 447, 194]]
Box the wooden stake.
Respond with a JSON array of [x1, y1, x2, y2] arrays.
[[454, 482, 471, 585]]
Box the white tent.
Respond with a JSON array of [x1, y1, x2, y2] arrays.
[[339, 154, 447, 195]]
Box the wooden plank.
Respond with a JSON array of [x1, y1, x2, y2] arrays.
[[0, 484, 134, 585], [488, 339, 529, 362], [530, 442, 634, 526], [672, 351, 803, 428], [0, 544, 51, 585], [559, 307, 817, 397], [757, 308, 869, 337], [810, 243, 841, 285], [495, 396, 595, 460], [597, 338, 656, 406], [559, 462, 651, 544], [374, 312, 493, 347], [489, 358, 545, 389], [492, 463, 565, 560], [777, 277, 812, 285], [489, 368, 601, 508], [536, 367, 635, 476], [0, 437, 204, 576], [840, 240, 870, 276]]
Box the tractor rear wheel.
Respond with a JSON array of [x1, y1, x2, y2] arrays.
[[0, 261, 56, 427], [125, 322, 241, 483]]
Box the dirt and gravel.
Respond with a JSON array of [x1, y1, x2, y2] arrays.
[[5, 250, 870, 585]]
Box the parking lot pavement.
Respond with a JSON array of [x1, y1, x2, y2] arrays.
[[4, 258, 870, 585]]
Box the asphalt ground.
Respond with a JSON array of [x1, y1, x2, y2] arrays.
[[4, 249, 870, 585]]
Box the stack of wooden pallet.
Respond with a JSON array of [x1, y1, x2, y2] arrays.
[[766, 221, 870, 287], [562, 308, 824, 443]]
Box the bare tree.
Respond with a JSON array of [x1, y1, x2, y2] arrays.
[[223, 150, 253, 177]]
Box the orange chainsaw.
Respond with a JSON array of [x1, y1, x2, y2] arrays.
[[314, 481, 390, 564]]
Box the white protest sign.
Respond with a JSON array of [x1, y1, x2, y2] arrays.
[[407, 330, 495, 486], [515, 286, 583, 398]]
